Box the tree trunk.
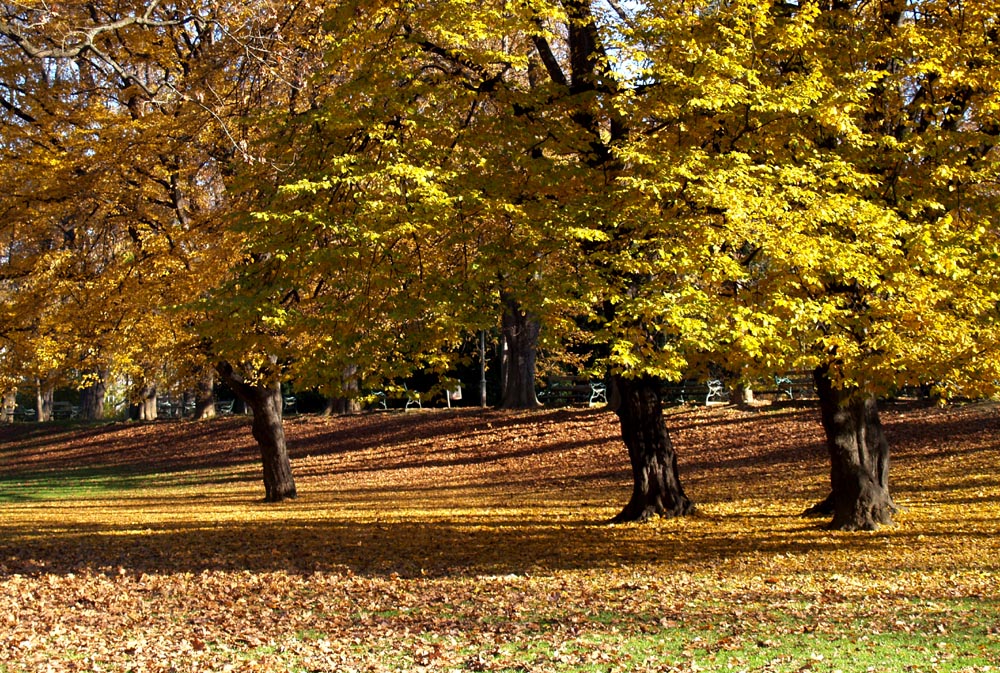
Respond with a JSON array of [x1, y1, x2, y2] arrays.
[[1, 390, 15, 423], [808, 365, 894, 531], [79, 370, 109, 420], [612, 375, 694, 522], [329, 396, 362, 415], [194, 371, 216, 420], [131, 382, 157, 421], [328, 365, 363, 415], [216, 361, 297, 502], [36, 381, 54, 422], [500, 293, 542, 409]]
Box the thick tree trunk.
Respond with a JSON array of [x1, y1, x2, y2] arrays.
[[217, 361, 297, 502], [809, 365, 894, 531], [328, 366, 362, 416], [1, 390, 15, 423], [194, 371, 216, 420], [131, 382, 157, 421], [79, 370, 109, 420], [612, 375, 694, 522], [328, 396, 362, 415], [36, 381, 54, 422], [500, 294, 542, 409], [248, 384, 296, 502]]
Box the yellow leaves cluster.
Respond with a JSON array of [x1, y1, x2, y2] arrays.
[[0, 1, 265, 395], [4, 0, 998, 401], [609, 0, 1000, 390]]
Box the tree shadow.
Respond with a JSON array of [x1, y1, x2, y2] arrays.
[[0, 417, 258, 477], [286, 407, 606, 457], [0, 512, 932, 580], [2, 408, 612, 482], [3, 403, 997, 582]]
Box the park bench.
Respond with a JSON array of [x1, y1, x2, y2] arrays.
[[540, 376, 607, 407], [661, 379, 729, 406], [370, 391, 389, 410], [13, 406, 36, 421], [362, 385, 423, 410], [405, 390, 422, 410], [769, 372, 816, 400], [52, 401, 79, 420]]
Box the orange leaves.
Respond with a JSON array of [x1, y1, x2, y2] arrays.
[[1, 404, 1000, 670]]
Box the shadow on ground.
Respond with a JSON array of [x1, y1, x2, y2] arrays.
[[3, 501, 984, 580]]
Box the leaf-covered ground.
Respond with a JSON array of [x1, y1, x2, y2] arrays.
[[1, 402, 998, 672]]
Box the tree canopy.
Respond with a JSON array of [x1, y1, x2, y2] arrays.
[[2, 0, 998, 524]]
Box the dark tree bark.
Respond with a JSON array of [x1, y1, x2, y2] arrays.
[[79, 369, 109, 420], [216, 360, 297, 502], [808, 365, 894, 531], [736, 383, 755, 408], [612, 375, 694, 522], [36, 381, 54, 422], [193, 370, 216, 420], [327, 395, 362, 416], [500, 293, 543, 409]]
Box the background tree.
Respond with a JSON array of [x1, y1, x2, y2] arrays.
[[223, 2, 583, 411], [1, 1, 253, 421]]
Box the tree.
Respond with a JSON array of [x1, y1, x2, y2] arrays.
[[500, 292, 544, 409], [803, 0, 1000, 529], [217, 359, 296, 501], [2, 0, 411, 497], [221, 3, 555, 406], [619, 0, 1000, 529], [265, 0, 704, 519], [513, 0, 705, 520], [1, 0, 276, 484]]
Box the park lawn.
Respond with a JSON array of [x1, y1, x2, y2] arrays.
[[0, 402, 998, 672]]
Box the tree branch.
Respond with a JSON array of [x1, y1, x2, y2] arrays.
[[605, 0, 639, 32], [531, 35, 568, 87], [0, 4, 204, 98], [0, 93, 36, 123]]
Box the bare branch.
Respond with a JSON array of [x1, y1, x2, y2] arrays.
[[0, 92, 36, 123], [605, 0, 639, 31], [0, 4, 204, 98]]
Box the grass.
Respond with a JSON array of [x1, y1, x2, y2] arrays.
[[0, 467, 156, 502], [0, 404, 998, 672]]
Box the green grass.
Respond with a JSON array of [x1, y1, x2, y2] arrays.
[[451, 599, 1000, 672], [0, 467, 156, 502]]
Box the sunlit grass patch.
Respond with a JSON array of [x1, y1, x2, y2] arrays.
[[0, 467, 155, 502]]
